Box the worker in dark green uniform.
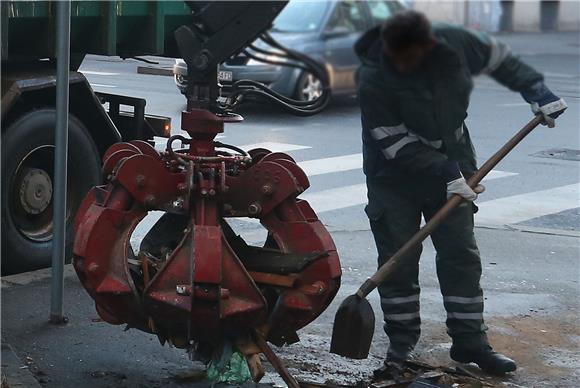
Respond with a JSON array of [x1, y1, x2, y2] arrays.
[[355, 10, 566, 374]]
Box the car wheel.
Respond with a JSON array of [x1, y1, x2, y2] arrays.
[[295, 72, 324, 102], [1, 109, 101, 274]]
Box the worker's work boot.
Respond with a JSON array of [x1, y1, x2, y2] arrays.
[[385, 343, 413, 368], [374, 344, 413, 379], [450, 344, 517, 375]]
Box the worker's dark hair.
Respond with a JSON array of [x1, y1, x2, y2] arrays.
[[380, 10, 432, 52]]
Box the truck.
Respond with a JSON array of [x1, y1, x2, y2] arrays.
[[1, 1, 193, 274]]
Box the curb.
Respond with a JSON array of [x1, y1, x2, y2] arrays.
[[1, 264, 77, 290], [475, 223, 580, 238], [1, 343, 42, 388]]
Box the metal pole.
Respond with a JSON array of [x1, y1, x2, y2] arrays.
[[50, 0, 71, 324]]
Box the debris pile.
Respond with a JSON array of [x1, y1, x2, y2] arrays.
[[299, 359, 495, 388], [372, 359, 496, 388]]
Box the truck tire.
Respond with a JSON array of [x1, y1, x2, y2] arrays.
[[1, 109, 101, 275]]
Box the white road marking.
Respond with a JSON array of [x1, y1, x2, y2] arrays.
[[239, 142, 311, 153], [81, 70, 119, 76], [129, 141, 532, 230], [483, 170, 518, 180], [498, 102, 529, 107], [298, 153, 362, 176], [153, 134, 225, 152], [476, 183, 580, 226], [297, 154, 518, 180], [544, 71, 578, 79], [89, 83, 117, 88], [235, 147, 517, 224], [294, 169, 517, 215], [153, 136, 167, 151], [131, 211, 164, 250], [300, 183, 367, 213]]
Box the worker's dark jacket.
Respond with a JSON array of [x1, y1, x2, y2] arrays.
[[355, 24, 543, 181]]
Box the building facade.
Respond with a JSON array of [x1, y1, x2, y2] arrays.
[[406, 0, 580, 32]]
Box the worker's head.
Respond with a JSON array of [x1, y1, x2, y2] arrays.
[[381, 10, 436, 74]]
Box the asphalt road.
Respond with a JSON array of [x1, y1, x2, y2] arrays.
[[2, 32, 579, 388]]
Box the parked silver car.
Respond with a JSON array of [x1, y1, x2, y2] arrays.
[[174, 0, 404, 101]]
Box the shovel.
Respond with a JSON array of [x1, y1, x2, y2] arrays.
[[330, 115, 544, 359]]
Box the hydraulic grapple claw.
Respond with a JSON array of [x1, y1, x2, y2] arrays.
[[73, 108, 341, 372]]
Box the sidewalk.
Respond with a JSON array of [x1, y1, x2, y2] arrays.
[[2, 270, 222, 387], [1, 342, 42, 388]]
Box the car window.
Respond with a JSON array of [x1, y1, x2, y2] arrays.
[[389, 1, 405, 13], [368, 0, 400, 25], [326, 1, 367, 33], [273, 1, 330, 33]]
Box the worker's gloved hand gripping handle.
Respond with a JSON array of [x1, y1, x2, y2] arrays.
[[521, 81, 567, 128], [432, 160, 484, 201], [355, 115, 545, 300]]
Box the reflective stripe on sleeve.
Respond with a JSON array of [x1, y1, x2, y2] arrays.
[[370, 124, 408, 140], [455, 125, 464, 141], [443, 295, 484, 304], [384, 312, 421, 321], [381, 294, 420, 305], [414, 133, 443, 149], [483, 37, 509, 74], [447, 312, 484, 320], [407, 128, 443, 149], [370, 124, 443, 159], [382, 136, 419, 159]]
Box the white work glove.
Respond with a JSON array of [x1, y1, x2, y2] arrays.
[[447, 177, 485, 201], [531, 99, 567, 128], [521, 82, 567, 128]]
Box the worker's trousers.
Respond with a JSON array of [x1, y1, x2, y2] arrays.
[[365, 176, 488, 351]]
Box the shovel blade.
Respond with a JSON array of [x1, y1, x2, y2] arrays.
[[330, 294, 375, 359]]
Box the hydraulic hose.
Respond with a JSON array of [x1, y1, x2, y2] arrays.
[[222, 31, 331, 116]]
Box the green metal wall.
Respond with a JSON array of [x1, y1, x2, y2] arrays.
[[1, 1, 193, 61]]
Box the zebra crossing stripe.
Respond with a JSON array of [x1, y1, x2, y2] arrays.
[[298, 153, 517, 179], [239, 142, 311, 153], [481, 170, 518, 180], [137, 145, 539, 230], [298, 181, 579, 228], [89, 83, 116, 88], [298, 153, 362, 176], [298, 170, 518, 215], [81, 70, 119, 76], [300, 183, 367, 213], [476, 183, 580, 226]]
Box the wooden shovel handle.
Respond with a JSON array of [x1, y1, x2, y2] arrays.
[[356, 115, 544, 299]]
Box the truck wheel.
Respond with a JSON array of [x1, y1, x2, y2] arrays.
[[1, 109, 101, 275]]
